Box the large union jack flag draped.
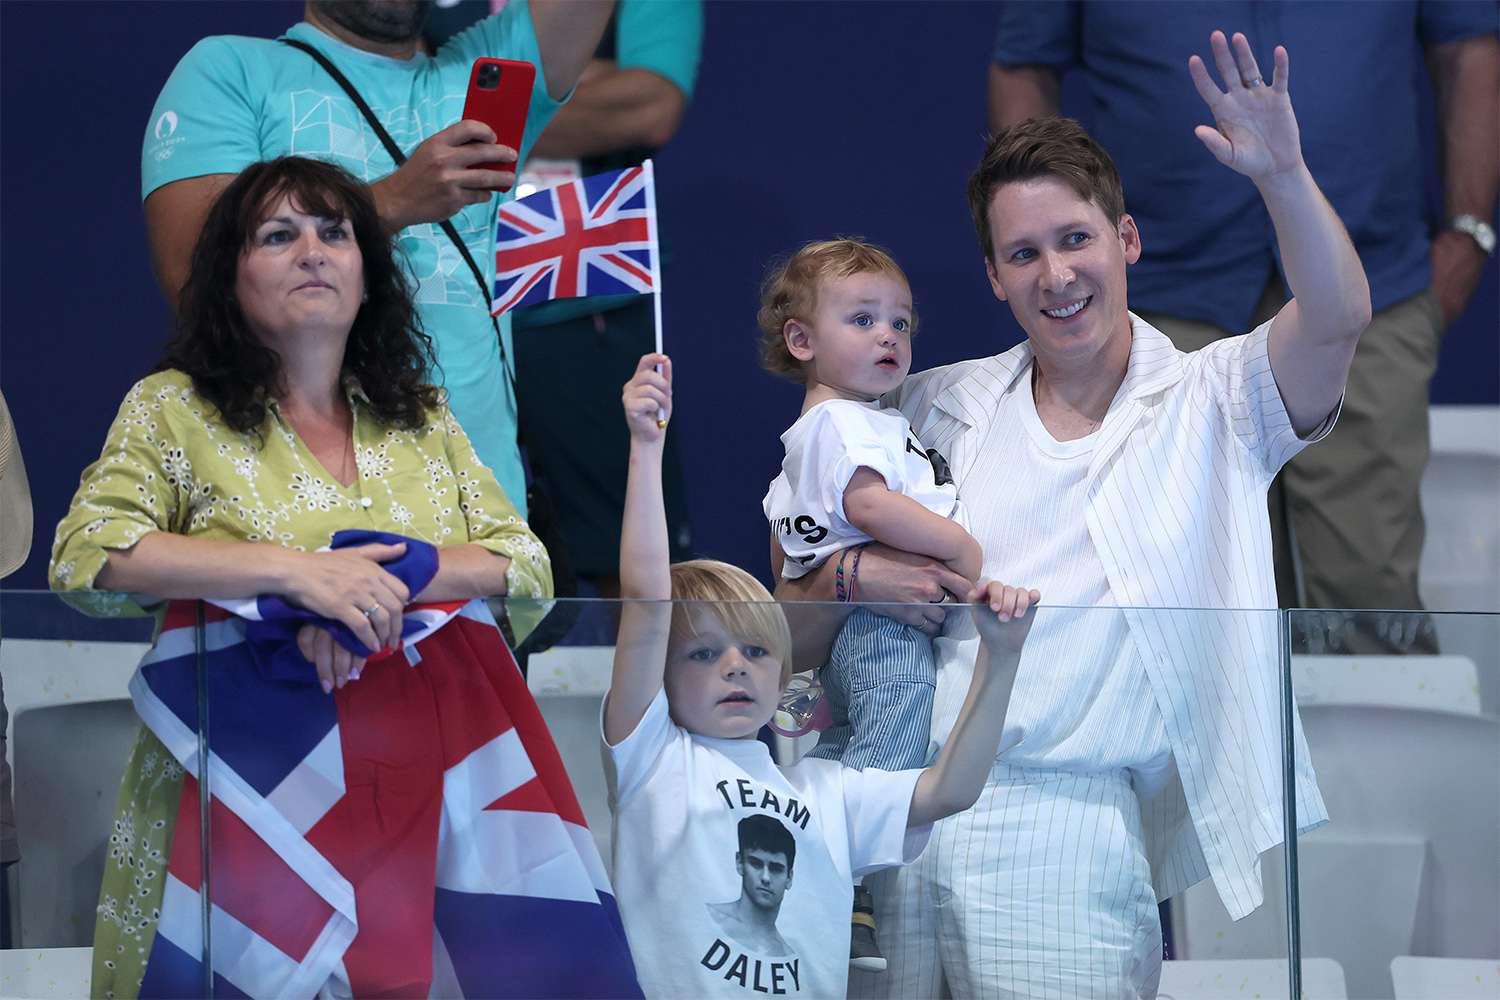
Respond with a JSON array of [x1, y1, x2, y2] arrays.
[[129, 531, 641, 999], [492, 162, 659, 317]]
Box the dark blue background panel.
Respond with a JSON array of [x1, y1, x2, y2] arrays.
[[1, 1, 1493, 591]]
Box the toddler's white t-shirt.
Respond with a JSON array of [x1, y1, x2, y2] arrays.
[[763, 399, 965, 579]]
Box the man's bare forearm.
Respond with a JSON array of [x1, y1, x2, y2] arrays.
[[533, 68, 687, 158], [1430, 36, 1500, 224], [529, 0, 615, 101], [988, 64, 1060, 131], [774, 559, 850, 670], [1260, 166, 1371, 345], [143, 174, 236, 311]]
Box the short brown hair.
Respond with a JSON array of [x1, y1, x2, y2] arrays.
[[669, 559, 794, 690], [756, 238, 915, 384], [966, 117, 1126, 266]]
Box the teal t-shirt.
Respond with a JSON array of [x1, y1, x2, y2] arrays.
[[142, 4, 564, 514], [615, 0, 703, 99], [513, 0, 703, 330]]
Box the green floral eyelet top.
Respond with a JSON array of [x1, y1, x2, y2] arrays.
[[52, 369, 551, 603], [49, 369, 552, 999]]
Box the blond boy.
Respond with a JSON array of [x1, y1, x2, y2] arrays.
[[604, 353, 1037, 998]]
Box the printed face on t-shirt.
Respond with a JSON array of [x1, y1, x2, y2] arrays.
[[737, 847, 793, 912], [703, 811, 803, 978]]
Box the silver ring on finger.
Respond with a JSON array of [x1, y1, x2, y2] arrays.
[[1244, 75, 1264, 87], [363, 603, 381, 620]]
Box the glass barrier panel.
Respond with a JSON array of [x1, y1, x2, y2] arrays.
[[1288, 609, 1500, 1000], [10, 592, 1318, 999], [1089, 605, 1301, 1000], [0, 588, 163, 997], [525, 601, 1303, 1000]]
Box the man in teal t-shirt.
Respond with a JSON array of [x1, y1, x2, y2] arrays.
[[428, 0, 702, 591], [141, 0, 614, 514]]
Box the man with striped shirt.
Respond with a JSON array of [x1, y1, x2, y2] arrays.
[[777, 31, 1369, 998]]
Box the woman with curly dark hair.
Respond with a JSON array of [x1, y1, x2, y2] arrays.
[[48, 158, 611, 999], [159, 155, 444, 439], [55, 154, 551, 675]]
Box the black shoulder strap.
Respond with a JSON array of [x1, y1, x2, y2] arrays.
[[280, 37, 515, 386]]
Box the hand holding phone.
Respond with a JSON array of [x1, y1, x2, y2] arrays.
[[461, 58, 536, 193], [367, 59, 534, 229], [370, 121, 514, 230]]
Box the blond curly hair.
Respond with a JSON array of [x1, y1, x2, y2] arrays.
[[756, 238, 916, 384]]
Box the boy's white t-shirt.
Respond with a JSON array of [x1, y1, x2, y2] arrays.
[[763, 399, 966, 579], [604, 689, 932, 999]]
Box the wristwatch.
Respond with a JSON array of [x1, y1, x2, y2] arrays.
[[1448, 214, 1496, 256]]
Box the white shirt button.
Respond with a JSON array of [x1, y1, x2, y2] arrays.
[[360, 496, 373, 509]]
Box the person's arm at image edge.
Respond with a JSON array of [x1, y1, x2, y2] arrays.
[[143, 174, 237, 308], [986, 0, 1074, 131], [531, 66, 687, 158], [533, 0, 700, 157], [528, 0, 615, 102], [988, 63, 1060, 131], [1426, 33, 1500, 327]]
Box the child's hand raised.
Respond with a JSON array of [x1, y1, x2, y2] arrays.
[[622, 353, 673, 443], [908, 578, 1040, 827], [969, 579, 1041, 654]]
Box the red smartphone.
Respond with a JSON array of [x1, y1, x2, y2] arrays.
[[461, 58, 536, 193]]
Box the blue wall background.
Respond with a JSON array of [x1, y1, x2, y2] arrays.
[[2, 1, 1495, 590]]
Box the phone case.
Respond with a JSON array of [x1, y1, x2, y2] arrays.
[[460, 58, 536, 192]]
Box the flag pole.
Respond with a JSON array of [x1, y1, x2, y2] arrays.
[[642, 159, 667, 427], [195, 601, 213, 997]]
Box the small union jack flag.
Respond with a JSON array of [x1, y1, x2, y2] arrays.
[[492, 162, 660, 317]]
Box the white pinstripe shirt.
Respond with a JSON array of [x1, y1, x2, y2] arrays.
[[890, 315, 1331, 920]]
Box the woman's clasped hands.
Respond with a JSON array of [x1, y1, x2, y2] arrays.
[[284, 541, 411, 693]]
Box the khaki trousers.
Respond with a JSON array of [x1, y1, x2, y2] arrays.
[[1140, 286, 1444, 651]]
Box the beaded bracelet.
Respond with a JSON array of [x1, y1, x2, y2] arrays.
[[848, 544, 866, 604], [834, 547, 851, 602]]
